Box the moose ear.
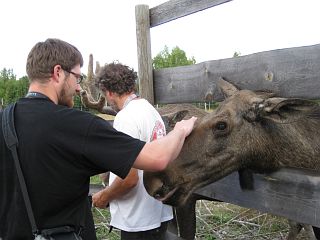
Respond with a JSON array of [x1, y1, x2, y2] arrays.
[[260, 98, 318, 123], [161, 110, 189, 131], [218, 77, 239, 98]]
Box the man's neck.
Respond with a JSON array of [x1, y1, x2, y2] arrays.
[[118, 92, 136, 110], [28, 82, 58, 105]]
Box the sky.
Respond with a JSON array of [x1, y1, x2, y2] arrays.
[[1, 0, 320, 79]]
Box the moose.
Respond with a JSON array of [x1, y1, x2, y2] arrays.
[[143, 77, 320, 239]]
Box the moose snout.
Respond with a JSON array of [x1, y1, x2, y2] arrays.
[[143, 171, 180, 205], [143, 172, 165, 198]]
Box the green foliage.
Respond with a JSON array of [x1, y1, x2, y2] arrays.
[[153, 45, 196, 70], [92, 207, 120, 240], [90, 175, 103, 184], [0, 68, 16, 81], [233, 51, 241, 57], [0, 68, 29, 106], [73, 95, 82, 109]]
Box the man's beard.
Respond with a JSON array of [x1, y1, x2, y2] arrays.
[[108, 100, 120, 112], [58, 81, 74, 108]]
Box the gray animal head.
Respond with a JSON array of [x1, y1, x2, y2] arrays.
[[144, 78, 320, 206]]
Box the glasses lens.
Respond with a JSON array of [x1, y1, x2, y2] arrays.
[[63, 68, 84, 84], [77, 75, 84, 84]]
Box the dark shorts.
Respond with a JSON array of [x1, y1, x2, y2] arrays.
[[120, 221, 179, 240]]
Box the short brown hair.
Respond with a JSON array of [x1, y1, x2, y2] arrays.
[[95, 62, 137, 95], [26, 38, 83, 81]]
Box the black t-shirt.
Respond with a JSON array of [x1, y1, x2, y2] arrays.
[[0, 97, 145, 240]]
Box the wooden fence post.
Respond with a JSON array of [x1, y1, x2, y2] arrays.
[[135, 4, 154, 104]]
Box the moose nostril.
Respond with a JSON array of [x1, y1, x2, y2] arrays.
[[144, 177, 164, 195], [154, 185, 165, 199], [153, 184, 172, 199], [155, 193, 162, 198]]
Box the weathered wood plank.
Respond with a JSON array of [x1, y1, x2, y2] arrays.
[[150, 0, 233, 27], [153, 44, 320, 104], [135, 5, 154, 104], [195, 168, 320, 227]]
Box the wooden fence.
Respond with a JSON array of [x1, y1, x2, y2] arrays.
[[135, 0, 320, 228]]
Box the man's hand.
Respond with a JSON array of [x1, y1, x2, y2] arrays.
[[133, 116, 198, 171], [92, 189, 110, 209], [173, 116, 197, 138]]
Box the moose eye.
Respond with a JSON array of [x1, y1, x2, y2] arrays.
[[215, 121, 227, 131]]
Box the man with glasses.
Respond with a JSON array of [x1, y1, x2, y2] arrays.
[[0, 38, 196, 240]]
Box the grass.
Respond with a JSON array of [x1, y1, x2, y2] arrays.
[[90, 175, 121, 240], [194, 201, 292, 240], [96, 114, 115, 121], [92, 207, 120, 240]]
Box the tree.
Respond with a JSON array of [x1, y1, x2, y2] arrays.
[[153, 45, 196, 70], [0, 68, 16, 81], [233, 51, 241, 57], [16, 76, 29, 98], [0, 68, 29, 106]]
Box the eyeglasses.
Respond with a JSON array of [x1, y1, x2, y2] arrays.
[[63, 69, 84, 84]]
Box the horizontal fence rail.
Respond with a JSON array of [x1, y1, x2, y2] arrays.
[[195, 168, 320, 227], [150, 0, 233, 27], [153, 44, 320, 104]]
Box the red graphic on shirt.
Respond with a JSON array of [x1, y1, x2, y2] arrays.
[[151, 120, 166, 141]]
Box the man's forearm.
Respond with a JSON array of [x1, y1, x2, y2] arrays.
[[92, 169, 138, 208], [106, 178, 133, 200], [106, 169, 138, 201]]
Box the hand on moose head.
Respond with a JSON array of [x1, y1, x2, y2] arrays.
[[173, 116, 197, 137]]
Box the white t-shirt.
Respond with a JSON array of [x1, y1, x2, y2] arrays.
[[109, 98, 173, 232]]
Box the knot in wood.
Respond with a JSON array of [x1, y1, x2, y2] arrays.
[[264, 71, 274, 82]]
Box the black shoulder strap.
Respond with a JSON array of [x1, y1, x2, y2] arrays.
[[2, 103, 18, 149], [2, 103, 39, 235]]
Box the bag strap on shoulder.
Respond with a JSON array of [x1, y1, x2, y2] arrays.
[[2, 103, 18, 149], [2, 103, 39, 235]]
